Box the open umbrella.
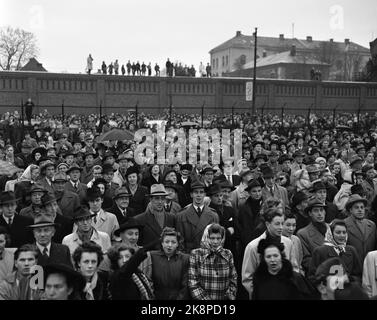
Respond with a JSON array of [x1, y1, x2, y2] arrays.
[[336, 125, 352, 131], [0, 160, 23, 176], [96, 129, 134, 142]]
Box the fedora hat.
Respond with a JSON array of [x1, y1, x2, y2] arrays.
[[278, 154, 293, 164], [30, 183, 47, 194], [102, 163, 115, 174], [254, 154, 267, 162], [306, 164, 320, 174], [114, 218, 144, 237], [125, 165, 139, 177], [72, 206, 96, 222], [0, 191, 19, 206], [245, 179, 261, 191], [28, 215, 59, 229], [312, 181, 326, 192], [40, 160, 56, 172], [163, 181, 179, 192], [293, 150, 305, 158], [206, 183, 222, 196], [83, 151, 98, 159], [181, 164, 193, 172], [305, 198, 327, 214], [150, 184, 169, 197], [200, 165, 215, 175], [217, 179, 236, 191], [113, 187, 131, 199], [66, 163, 82, 174], [86, 187, 103, 202], [43, 263, 86, 292], [349, 155, 363, 167], [41, 193, 58, 206], [345, 194, 368, 211], [190, 180, 206, 191], [239, 168, 252, 178], [31, 147, 47, 159], [53, 172, 68, 182]]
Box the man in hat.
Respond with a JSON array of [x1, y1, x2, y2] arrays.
[[344, 194, 377, 265], [28, 215, 72, 267], [253, 154, 267, 170], [306, 164, 321, 182], [61, 149, 76, 167], [230, 168, 254, 210], [112, 153, 129, 187], [86, 187, 119, 241], [113, 217, 144, 251], [251, 140, 267, 160], [43, 263, 86, 300], [0, 244, 43, 300], [16, 141, 33, 168], [208, 183, 238, 260], [19, 183, 47, 219], [102, 163, 120, 200], [177, 163, 193, 207], [261, 166, 289, 208], [86, 165, 103, 188], [80, 151, 97, 185], [360, 164, 377, 206], [52, 172, 81, 219], [163, 181, 182, 214], [290, 150, 306, 179], [38, 160, 56, 195], [200, 164, 215, 188], [55, 133, 72, 155], [176, 181, 219, 253], [40, 193, 73, 243], [297, 198, 329, 274], [267, 151, 281, 176], [107, 187, 136, 224], [219, 160, 241, 187], [134, 184, 176, 250], [62, 207, 111, 255], [102, 150, 118, 170], [318, 169, 338, 202], [65, 164, 87, 203], [312, 181, 340, 223], [0, 191, 34, 248]]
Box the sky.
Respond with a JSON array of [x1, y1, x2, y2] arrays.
[[0, 0, 376, 73]]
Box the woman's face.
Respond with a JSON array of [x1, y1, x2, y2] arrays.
[[127, 173, 138, 186], [31, 168, 40, 181], [166, 172, 177, 184], [208, 232, 222, 250], [264, 246, 282, 275], [96, 183, 105, 194], [34, 152, 41, 161], [151, 165, 159, 175], [120, 228, 139, 247], [162, 235, 179, 257], [117, 249, 133, 268], [78, 252, 98, 278], [332, 225, 347, 245]]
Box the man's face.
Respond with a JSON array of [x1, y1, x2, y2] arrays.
[[210, 192, 223, 206], [45, 201, 59, 217], [223, 162, 233, 175], [150, 195, 165, 212], [254, 144, 262, 152], [295, 156, 304, 164], [115, 196, 129, 209], [181, 169, 190, 177], [309, 172, 320, 182], [0, 234, 6, 255], [65, 155, 74, 165], [21, 147, 32, 155], [53, 180, 66, 193], [264, 176, 274, 187], [191, 189, 205, 206], [33, 226, 55, 246], [103, 171, 114, 183], [249, 186, 262, 200], [44, 273, 73, 300], [310, 206, 326, 223], [244, 151, 251, 159], [45, 166, 55, 179], [93, 169, 102, 180], [104, 156, 115, 165], [315, 189, 327, 203], [76, 217, 93, 233], [85, 155, 94, 167], [119, 160, 128, 170], [1, 202, 17, 218], [350, 202, 365, 220], [69, 170, 81, 182], [89, 197, 103, 212], [203, 171, 214, 183], [31, 191, 45, 205], [15, 251, 37, 277], [266, 215, 284, 237], [366, 169, 375, 180]]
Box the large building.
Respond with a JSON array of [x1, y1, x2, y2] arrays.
[[209, 31, 370, 81]]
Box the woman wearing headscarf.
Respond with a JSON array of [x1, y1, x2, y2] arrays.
[[13, 164, 40, 209], [146, 227, 190, 300], [308, 219, 362, 281], [188, 223, 237, 300]]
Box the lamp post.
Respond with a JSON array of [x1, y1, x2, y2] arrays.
[[252, 27, 258, 115]]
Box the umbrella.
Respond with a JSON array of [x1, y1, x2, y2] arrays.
[[336, 125, 352, 131], [0, 160, 23, 176], [180, 121, 199, 128], [96, 129, 134, 142]]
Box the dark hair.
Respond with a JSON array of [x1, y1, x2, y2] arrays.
[[207, 223, 225, 238], [160, 227, 184, 252], [330, 219, 347, 234], [262, 207, 284, 223], [14, 244, 39, 261], [257, 238, 285, 257], [72, 241, 103, 269], [92, 178, 107, 187], [107, 244, 135, 271], [284, 211, 297, 221]]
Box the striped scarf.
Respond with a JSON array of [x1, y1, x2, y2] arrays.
[[131, 272, 154, 300]]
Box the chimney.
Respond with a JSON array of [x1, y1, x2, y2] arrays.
[[279, 34, 284, 40], [236, 31, 242, 37], [306, 36, 313, 42], [345, 38, 350, 45], [290, 45, 296, 56], [263, 50, 267, 58], [330, 38, 334, 43]]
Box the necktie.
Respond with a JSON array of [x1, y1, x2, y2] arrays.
[[269, 187, 274, 196], [123, 210, 127, 217], [8, 217, 12, 226], [196, 207, 202, 217], [42, 247, 48, 257], [93, 215, 97, 224], [75, 183, 78, 190]]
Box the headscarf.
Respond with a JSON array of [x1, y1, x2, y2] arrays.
[[19, 164, 39, 182], [323, 226, 347, 255], [200, 223, 226, 253], [292, 169, 312, 192]]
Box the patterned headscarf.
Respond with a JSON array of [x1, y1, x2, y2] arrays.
[[323, 226, 347, 255], [200, 223, 226, 253]]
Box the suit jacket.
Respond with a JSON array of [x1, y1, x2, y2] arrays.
[[14, 180, 33, 210], [92, 209, 119, 240], [64, 181, 87, 203], [107, 204, 137, 224], [0, 215, 34, 248], [56, 191, 81, 219], [297, 222, 326, 274], [217, 174, 241, 187], [361, 179, 377, 206], [134, 208, 176, 250], [325, 201, 340, 223], [53, 214, 74, 244], [36, 242, 73, 267], [164, 201, 182, 215], [262, 183, 289, 208], [80, 165, 94, 185], [176, 205, 219, 253], [238, 197, 263, 248], [176, 177, 192, 208], [128, 185, 149, 215], [37, 177, 54, 195], [344, 216, 377, 265]]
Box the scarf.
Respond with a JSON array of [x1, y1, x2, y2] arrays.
[[323, 228, 347, 255], [131, 272, 154, 300], [83, 272, 98, 300]]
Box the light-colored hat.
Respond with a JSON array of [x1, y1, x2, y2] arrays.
[[150, 184, 169, 197]]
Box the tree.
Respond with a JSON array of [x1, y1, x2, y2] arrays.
[[0, 26, 39, 71]]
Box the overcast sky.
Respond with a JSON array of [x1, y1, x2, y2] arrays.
[[1, 0, 376, 73]]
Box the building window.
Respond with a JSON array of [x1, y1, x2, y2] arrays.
[[226, 56, 229, 66], [222, 56, 225, 67], [213, 59, 216, 69], [240, 55, 246, 65], [216, 58, 219, 69]]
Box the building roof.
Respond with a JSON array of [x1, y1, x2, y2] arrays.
[[20, 58, 47, 72], [242, 50, 330, 69], [209, 33, 370, 54]]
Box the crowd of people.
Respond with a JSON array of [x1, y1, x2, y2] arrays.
[[86, 54, 211, 78], [1, 105, 377, 300]]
